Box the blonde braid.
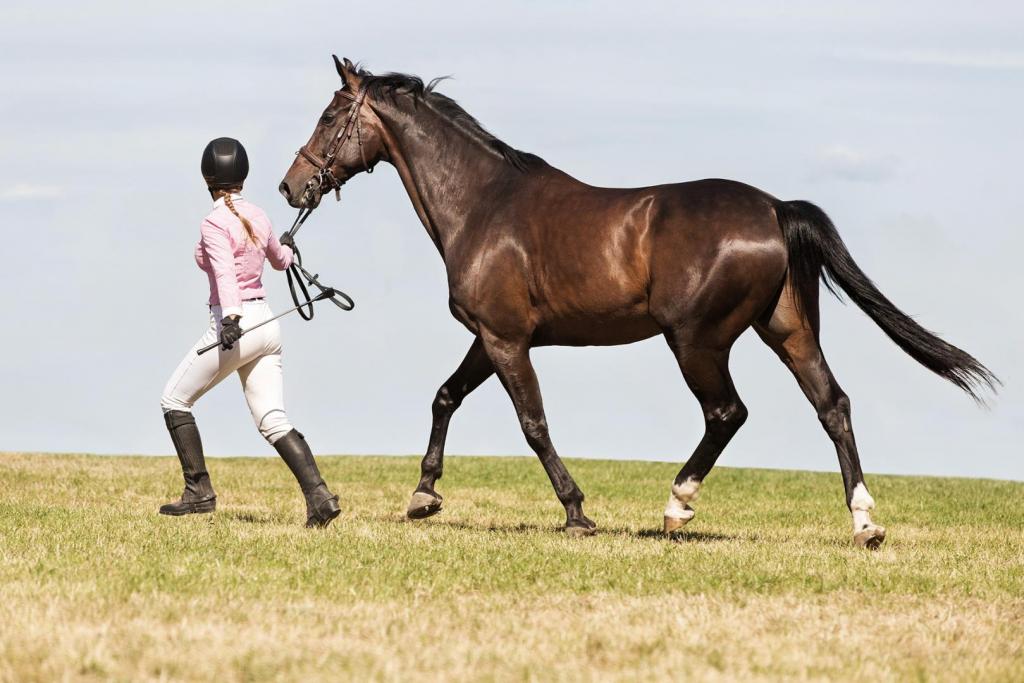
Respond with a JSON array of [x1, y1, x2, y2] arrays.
[[218, 190, 260, 246]]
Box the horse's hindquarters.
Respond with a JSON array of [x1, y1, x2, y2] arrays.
[[646, 181, 788, 343]]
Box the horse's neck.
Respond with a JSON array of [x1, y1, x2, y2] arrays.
[[375, 99, 514, 258]]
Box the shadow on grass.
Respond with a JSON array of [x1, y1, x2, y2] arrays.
[[631, 529, 742, 543], [383, 515, 743, 543], [397, 518, 558, 535], [220, 509, 278, 525]]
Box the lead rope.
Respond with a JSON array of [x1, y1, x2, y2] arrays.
[[283, 208, 354, 320]]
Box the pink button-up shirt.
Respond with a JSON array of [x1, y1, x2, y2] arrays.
[[194, 194, 293, 318]]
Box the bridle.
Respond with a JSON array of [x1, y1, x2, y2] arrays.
[[280, 86, 375, 321], [295, 85, 374, 204]]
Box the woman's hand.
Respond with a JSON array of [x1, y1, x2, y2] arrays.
[[219, 316, 243, 350], [279, 232, 295, 251]]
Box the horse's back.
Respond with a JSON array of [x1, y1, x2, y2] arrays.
[[452, 175, 788, 347]]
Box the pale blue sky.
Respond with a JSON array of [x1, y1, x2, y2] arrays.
[[1, 2, 1022, 480]]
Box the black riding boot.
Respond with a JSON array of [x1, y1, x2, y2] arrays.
[[273, 429, 340, 528], [159, 410, 216, 515]]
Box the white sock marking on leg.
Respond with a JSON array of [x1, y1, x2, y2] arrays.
[[664, 478, 701, 520], [850, 482, 877, 532]]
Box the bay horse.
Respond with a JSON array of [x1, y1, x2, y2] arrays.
[[279, 57, 996, 548]]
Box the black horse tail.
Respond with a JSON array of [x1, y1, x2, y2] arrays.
[[775, 199, 998, 401]]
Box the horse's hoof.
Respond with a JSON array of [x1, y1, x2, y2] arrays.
[[565, 524, 597, 538], [854, 524, 887, 550], [407, 491, 443, 519], [663, 506, 695, 535]]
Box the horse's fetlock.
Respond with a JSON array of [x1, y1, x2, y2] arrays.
[[558, 484, 584, 506], [420, 453, 443, 478]]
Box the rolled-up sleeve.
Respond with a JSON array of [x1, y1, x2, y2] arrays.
[[266, 231, 294, 271], [200, 218, 242, 317]]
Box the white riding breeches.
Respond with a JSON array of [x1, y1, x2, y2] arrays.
[[160, 300, 293, 444]]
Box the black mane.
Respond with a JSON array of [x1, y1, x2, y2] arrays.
[[355, 67, 544, 173]]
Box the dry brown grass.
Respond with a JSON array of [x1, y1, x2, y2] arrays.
[[3, 589, 1022, 682], [1, 452, 1022, 681]]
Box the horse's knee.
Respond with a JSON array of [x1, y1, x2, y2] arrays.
[[432, 385, 461, 417], [818, 394, 851, 439], [704, 399, 747, 436]]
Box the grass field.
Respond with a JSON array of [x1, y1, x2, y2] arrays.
[[1, 452, 1022, 682]]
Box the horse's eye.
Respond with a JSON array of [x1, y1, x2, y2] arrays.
[[321, 114, 336, 125]]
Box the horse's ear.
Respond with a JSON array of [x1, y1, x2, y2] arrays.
[[333, 55, 346, 84], [333, 55, 359, 88]]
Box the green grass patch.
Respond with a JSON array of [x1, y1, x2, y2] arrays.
[[1, 452, 1022, 681]]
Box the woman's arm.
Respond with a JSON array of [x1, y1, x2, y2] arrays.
[[200, 218, 243, 317], [266, 230, 294, 271]]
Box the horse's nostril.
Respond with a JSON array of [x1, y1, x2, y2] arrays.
[[278, 181, 291, 199]]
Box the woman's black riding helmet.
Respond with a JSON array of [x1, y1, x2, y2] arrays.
[[201, 137, 249, 189]]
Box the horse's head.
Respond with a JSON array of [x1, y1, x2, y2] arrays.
[[279, 56, 386, 209]]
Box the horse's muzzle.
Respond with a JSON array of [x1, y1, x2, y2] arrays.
[[279, 179, 322, 209]]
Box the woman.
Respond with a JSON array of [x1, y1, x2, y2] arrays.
[[159, 137, 340, 528]]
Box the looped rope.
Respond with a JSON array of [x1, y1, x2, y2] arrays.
[[286, 243, 315, 320], [283, 208, 354, 320]]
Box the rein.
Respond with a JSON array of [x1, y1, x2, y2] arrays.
[[282, 207, 354, 320]]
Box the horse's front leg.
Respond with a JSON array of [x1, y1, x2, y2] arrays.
[[407, 337, 494, 519]]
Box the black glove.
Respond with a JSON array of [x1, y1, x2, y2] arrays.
[[279, 232, 295, 251], [219, 316, 243, 350]]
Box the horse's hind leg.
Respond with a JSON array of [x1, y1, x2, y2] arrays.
[[407, 337, 494, 519], [661, 329, 748, 534], [754, 283, 886, 549]]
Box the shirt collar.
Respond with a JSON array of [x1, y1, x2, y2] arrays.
[[212, 193, 243, 209]]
